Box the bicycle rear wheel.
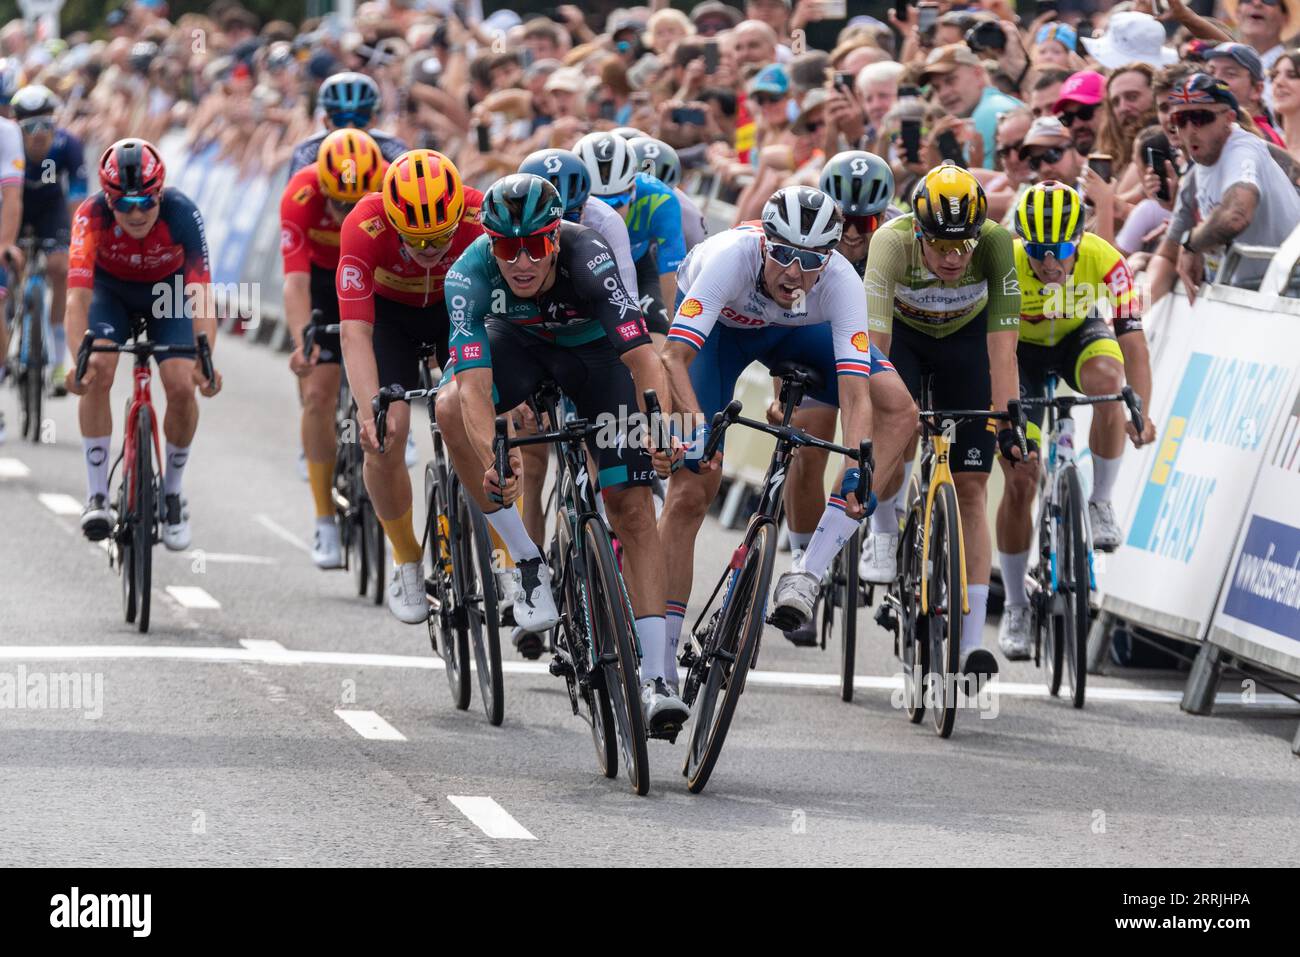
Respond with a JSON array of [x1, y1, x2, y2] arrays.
[[898, 506, 927, 723], [839, 526, 861, 702], [466, 498, 504, 726], [582, 515, 648, 796], [134, 404, 155, 634], [1059, 465, 1090, 709], [685, 520, 777, 794], [20, 308, 42, 442], [1037, 495, 1064, 697], [440, 480, 473, 711], [424, 464, 467, 707], [925, 483, 962, 738], [118, 467, 136, 625]]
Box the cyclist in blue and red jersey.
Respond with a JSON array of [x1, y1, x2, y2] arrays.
[[64, 139, 222, 549]]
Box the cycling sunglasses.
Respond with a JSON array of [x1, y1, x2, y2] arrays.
[[490, 228, 559, 264], [1058, 103, 1097, 126], [403, 230, 455, 251], [844, 213, 881, 235], [768, 242, 830, 271], [328, 110, 373, 128], [1172, 108, 1222, 129], [112, 194, 158, 212], [598, 189, 634, 210], [1025, 147, 1066, 171], [18, 116, 55, 135], [1023, 240, 1078, 261], [920, 234, 979, 255]]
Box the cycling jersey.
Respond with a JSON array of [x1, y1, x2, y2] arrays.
[[444, 220, 652, 373], [612, 172, 686, 272], [69, 188, 211, 289], [335, 188, 484, 322], [0, 117, 23, 189], [864, 215, 1020, 338], [1014, 232, 1142, 347], [279, 166, 343, 273], [580, 195, 638, 303], [674, 186, 707, 251], [24, 127, 87, 199], [289, 128, 408, 174]]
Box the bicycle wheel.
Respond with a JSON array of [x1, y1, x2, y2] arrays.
[[840, 525, 861, 702], [1059, 465, 1090, 709], [1037, 495, 1064, 697], [423, 464, 466, 704], [581, 515, 649, 796], [466, 499, 504, 725], [347, 446, 369, 597], [925, 483, 962, 738], [685, 520, 777, 794], [20, 307, 42, 442], [117, 470, 136, 625], [134, 404, 155, 634], [898, 507, 926, 724]]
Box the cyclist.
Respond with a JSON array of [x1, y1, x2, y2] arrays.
[[290, 72, 408, 172], [281, 128, 386, 570], [433, 174, 688, 731], [338, 149, 483, 625], [64, 139, 223, 546], [863, 161, 1024, 680], [0, 60, 25, 444], [996, 181, 1155, 659], [658, 186, 910, 649], [12, 85, 87, 397], [575, 132, 686, 344], [627, 135, 708, 252]]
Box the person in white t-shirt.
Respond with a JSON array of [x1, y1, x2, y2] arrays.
[[0, 110, 26, 443]]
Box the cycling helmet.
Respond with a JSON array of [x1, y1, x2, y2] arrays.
[[317, 128, 385, 203], [819, 150, 894, 217], [573, 131, 638, 198], [99, 139, 166, 199], [911, 161, 987, 242], [627, 136, 681, 190], [318, 71, 380, 125], [760, 186, 843, 251], [518, 148, 591, 219], [0, 58, 22, 106], [381, 149, 465, 239], [11, 84, 61, 121], [1015, 180, 1084, 247], [480, 174, 564, 238], [611, 126, 645, 140]]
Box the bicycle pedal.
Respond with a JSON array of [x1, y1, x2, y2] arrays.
[[548, 656, 573, 679], [766, 608, 804, 632], [648, 727, 679, 744]]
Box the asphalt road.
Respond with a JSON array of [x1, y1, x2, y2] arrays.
[[2, 333, 1298, 866]]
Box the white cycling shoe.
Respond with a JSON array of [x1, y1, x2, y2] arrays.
[[1088, 500, 1121, 552], [513, 556, 559, 632], [771, 569, 820, 631], [387, 561, 429, 624], [641, 677, 690, 733], [998, 605, 1033, 661], [312, 518, 344, 570], [859, 531, 899, 585], [161, 494, 191, 551]]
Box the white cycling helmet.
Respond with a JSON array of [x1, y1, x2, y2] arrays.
[[573, 131, 638, 197], [761, 186, 843, 250]]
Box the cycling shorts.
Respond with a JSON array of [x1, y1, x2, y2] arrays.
[[88, 270, 194, 360], [21, 192, 71, 249], [1018, 314, 1123, 408], [370, 295, 450, 393], [308, 264, 342, 365]]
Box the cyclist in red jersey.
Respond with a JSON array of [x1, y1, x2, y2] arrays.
[[65, 139, 222, 549], [337, 148, 484, 624], [281, 128, 386, 570]]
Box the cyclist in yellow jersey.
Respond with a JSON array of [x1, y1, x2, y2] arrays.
[[996, 181, 1157, 659]]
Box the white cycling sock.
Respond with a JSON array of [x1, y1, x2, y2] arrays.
[[83, 436, 111, 500], [485, 505, 541, 561], [665, 601, 686, 685], [1090, 452, 1121, 504], [52, 324, 67, 367], [164, 443, 189, 497], [871, 490, 901, 534], [960, 584, 990, 656], [637, 615, 667, 684], [799, 495, 861, 580], [787, 529, 813, 551], [999, 550, 1031, 607]]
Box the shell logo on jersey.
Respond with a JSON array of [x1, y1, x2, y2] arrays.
[[360, 215, 387, 238], [679, 298, 703, 318], [292, 185, 314, 205], [851, 331, 871, 353]]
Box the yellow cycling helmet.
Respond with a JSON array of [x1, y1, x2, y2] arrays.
[[911, 161, 987, 242], [1015, 180, 1084, 249], [381, 149, 465, 239], [316, 128, 385, 203]]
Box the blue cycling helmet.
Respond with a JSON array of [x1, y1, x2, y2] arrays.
[[819, 150, 895, 218], [519, 148, 591, 221], [318, 71, 380, 126]]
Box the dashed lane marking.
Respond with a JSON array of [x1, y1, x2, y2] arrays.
[[0, 458, 31, 478], [253, 513, 312, 554], [448, 796, 536, 840], [334, 709, 407, 741], [164, 586, 221, 609], [37, 493, 83, 516]]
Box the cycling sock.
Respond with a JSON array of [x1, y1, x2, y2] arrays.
[[871, 491, 900, 534], [999, 549, 1031, 607], [164, 443, 189, 497], [485, 505, 541, 562], [637, 615, 667, 684], [52, 324, 67, 367], [83, 436, 111, 500], [1090, 452, 1121, 503], [799, 494, 861, 580], [787, 530, 813, 552], [666, 600, 687, 683], [960, 584, 990, 656], [487, 521, 516, 569], [306, 459, 334, 518], [380, 507, 423, 565]]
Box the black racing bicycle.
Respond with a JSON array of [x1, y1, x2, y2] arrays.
[[819, 524, 865, 702], [683, 361, 872, 793], [374, 378, 505, 725], [7, 236, 60, 441]]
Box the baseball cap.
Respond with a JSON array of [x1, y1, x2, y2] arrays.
[[1166, 72, 1239, 112], [1035, 22, 1077, 52], [747, 64, 789, 97], [1053, 70, 1104, 111], [1021, 116, 1072, 148], [690, 1, 743, 31], [919, 43, 983, 84], [1203, 42, 1264, 82], [1079, 11, 1178, 70], [792, 88, 828, 132], [544, 67, 585, 93]]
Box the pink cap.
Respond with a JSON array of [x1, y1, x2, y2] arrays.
[[1053, 71, 1105, 112]]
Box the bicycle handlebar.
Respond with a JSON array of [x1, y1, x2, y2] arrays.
[[494, 417, 513, 504], [302, 308, 342, 357], [74, 330, 215, 390], [1018, 388, 1146, 441]]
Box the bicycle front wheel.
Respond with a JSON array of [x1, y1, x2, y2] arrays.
[[466, 496, 504, 725], [582, 515, 648, 796], [685, 519, 777, 794], [898, 505, 927, 723], [840, 525, 862, 702], [134, 404, 155, 634], [1059, 465, 1090, 709], [925, 483, 962, 738], [118, 467, 136, 625], [21, 309, 42, 443]]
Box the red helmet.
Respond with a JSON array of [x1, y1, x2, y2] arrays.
[[99, 138, 166, 199]]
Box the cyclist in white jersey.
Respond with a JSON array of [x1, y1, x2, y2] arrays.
[[0, 111, 27, 443]]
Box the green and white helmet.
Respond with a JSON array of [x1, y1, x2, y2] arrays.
[[480, 174, 564, 237]]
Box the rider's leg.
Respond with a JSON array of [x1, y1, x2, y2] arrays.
[[954, 471, 992, 656], [1079, 353, 1127, 504], [363, 399, 422, 564], [658, 466, 724, 656], [79, 349, 118, 499], [865, 367, 918, 519], [302, 362, 340, 520], [604, 484, 668, 680], [995, 454, 1039, 607], [784, 402, 836, 554], [48, 249, 69, 369], [519, 441, 549, 545], [158, 357, 200, 497]]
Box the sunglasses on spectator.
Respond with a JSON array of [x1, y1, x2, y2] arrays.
[[844, 214, 881, 234], [490, 229, 559, 264], [996, 143, 1022, 161], [1240, 0, 1280, 6], [1058, 103, 1097, 126], [920, 234, 979, 255], [1172, 109, 1222, 128], [112, 194, 158, 213], [752, 93, 785, 106], [1025, 147, 1066, 170], [799, 120, 826, 135], [1024, 240, 1078, 262], [18, 117, 55, 135], [768, 242, 830, 271]]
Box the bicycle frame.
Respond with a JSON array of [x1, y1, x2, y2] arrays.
[[121, 357, 162, 518], [917, 420, 971, 618]]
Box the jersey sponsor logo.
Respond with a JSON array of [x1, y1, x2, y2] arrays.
[[449, 293, 471, 340], [616, 320, 643, 341], [461, 343, 482, 361], [720, 305, 764, 327], [850, 331, 871, 353], [445, 268, 470, 286], [375, 267, 434, 293], [337, 255, 367, 298], [292, 185, 314, 205], [679, 298, 703, 318], [280, 223, 303, 254], [586, 252, 612, 271], [360, 215, 386, 238], [306, 227, 341, 247]]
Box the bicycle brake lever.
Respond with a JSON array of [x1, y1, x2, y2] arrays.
[[1121, 386, 1145, 440], [74, 330, 95, 384]]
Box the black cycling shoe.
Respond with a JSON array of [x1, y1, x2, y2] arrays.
[[512, 626, 544, 660], [80, 494, 114, 541], [781, 618, 819, 647]]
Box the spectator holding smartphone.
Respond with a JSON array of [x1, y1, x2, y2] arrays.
[[1203, 43, 1286, 147], [918, 43, 1023, 162]]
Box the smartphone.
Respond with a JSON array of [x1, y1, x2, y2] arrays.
[[1146, 147, 1173, 201], [894, 0, 912, 22], [917, 2, 939, 34], [672, 107, 707, 126], [1087, 153, 1114, 183], [937, 130, 964, 164], [834, 71, 855, 92], [475, 123, 491, 153], [967, 21, 1007, 53], [819, 0, 848, 17], [702, 40, 720, 74], [900, 118, 922, 163]]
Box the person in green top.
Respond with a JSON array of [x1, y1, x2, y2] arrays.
[[861, 161, 1025, 682]]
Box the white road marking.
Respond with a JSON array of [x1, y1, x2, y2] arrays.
[[0, 458, 31, 478], [240, 639, 287, 652], [38, 493, 83, 516], [0, 645, 1293, 711], [448, 796, 536, 840], [164, 586, 221, 609], [335, 709, 407, 741], [188, 551, 278, 565], [253, 513, 311, 554]]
